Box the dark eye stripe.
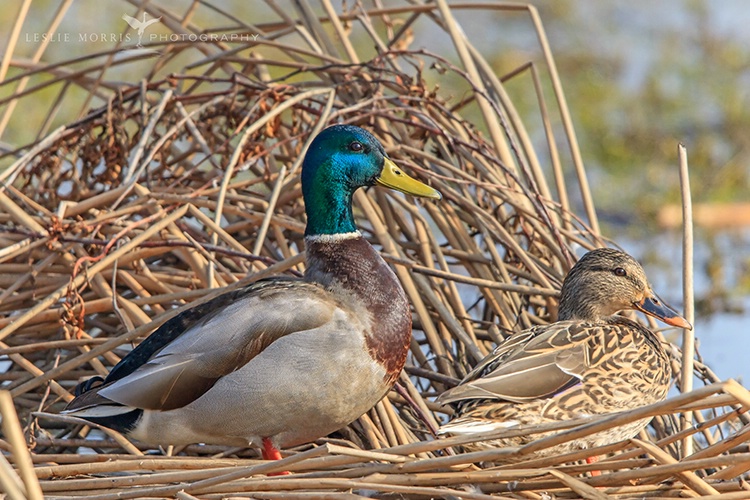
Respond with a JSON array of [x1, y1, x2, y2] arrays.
[[583, 265, 644, 289]]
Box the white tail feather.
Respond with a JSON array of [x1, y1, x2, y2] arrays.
[[438, 419, 519, 435], [62, 405, 136, 418]]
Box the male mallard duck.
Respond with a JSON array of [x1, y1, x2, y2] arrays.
[[64, 125, 441, 460], [438, 248, 691, 458]]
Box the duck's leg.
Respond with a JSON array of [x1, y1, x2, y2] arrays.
[[586, 455, 601, 476], [261, 437, 283, 461], [262, 437, 290, 476]]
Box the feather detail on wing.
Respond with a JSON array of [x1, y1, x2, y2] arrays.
[[66, 279, 338, 412], [438, 321, 594, 405]]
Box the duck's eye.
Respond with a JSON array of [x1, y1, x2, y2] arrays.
[[614, 267, 627, 277], [349, 141, 364, 152]]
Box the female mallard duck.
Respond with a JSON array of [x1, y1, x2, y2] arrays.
[[64, 125, 441, 460], [438, 248, 691, 458]]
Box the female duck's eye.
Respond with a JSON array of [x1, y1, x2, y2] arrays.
[[349, 141, 363, 152], [614, 267, 627, 277]]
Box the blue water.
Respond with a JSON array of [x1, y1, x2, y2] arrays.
[[696, 298, 750, 383]]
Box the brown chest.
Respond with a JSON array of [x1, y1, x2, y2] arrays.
[[305, 236, 412, 383]]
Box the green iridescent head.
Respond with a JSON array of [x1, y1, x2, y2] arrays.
[[301, 125, 441, 236]]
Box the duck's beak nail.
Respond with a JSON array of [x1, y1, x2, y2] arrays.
[[634, 297, 693, 330], [376, 158, 442, 200]]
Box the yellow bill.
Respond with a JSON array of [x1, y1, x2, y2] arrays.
[[375, 157, 442, 200]]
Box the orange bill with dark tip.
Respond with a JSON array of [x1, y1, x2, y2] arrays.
[[634, 296, 692, 330]]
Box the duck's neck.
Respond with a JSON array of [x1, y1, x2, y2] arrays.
[[302, 167, 358, 236], [304, 233, 411, 383], [558, 286, 612, 321]]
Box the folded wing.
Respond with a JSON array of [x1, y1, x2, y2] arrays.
[[438, 322, 593, 405], [66, 279, 337, 412]]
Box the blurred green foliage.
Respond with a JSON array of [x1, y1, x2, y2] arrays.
[[487, 0, 750, 227]]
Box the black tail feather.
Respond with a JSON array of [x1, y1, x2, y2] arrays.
[[73, 408, 143, 435]]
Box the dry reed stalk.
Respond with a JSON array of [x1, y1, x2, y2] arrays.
[[679, 143, 697, 459], [0, 391, 43, 499], [0, 1, 746, 498]]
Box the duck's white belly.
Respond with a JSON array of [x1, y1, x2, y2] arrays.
[[130, 315, 389, 448]]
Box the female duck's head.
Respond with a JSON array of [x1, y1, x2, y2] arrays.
[[558, 248, 692, 329], [301, 125, 441, 236]]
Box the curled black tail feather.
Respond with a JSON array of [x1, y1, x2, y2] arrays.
[[74, 376, 105, 396]]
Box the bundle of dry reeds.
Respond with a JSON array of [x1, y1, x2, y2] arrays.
[[1, 1, 749, 498]]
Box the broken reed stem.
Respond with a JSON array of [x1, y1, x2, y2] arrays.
[[632, 439, 719, 496], [678, 143, 696, 458], [0, 2, 744, 498]]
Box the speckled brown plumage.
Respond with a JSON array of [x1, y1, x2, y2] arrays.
[[438, 248, 691, 458]]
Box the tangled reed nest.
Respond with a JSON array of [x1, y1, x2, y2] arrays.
[[1, 1, 750, 498]]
